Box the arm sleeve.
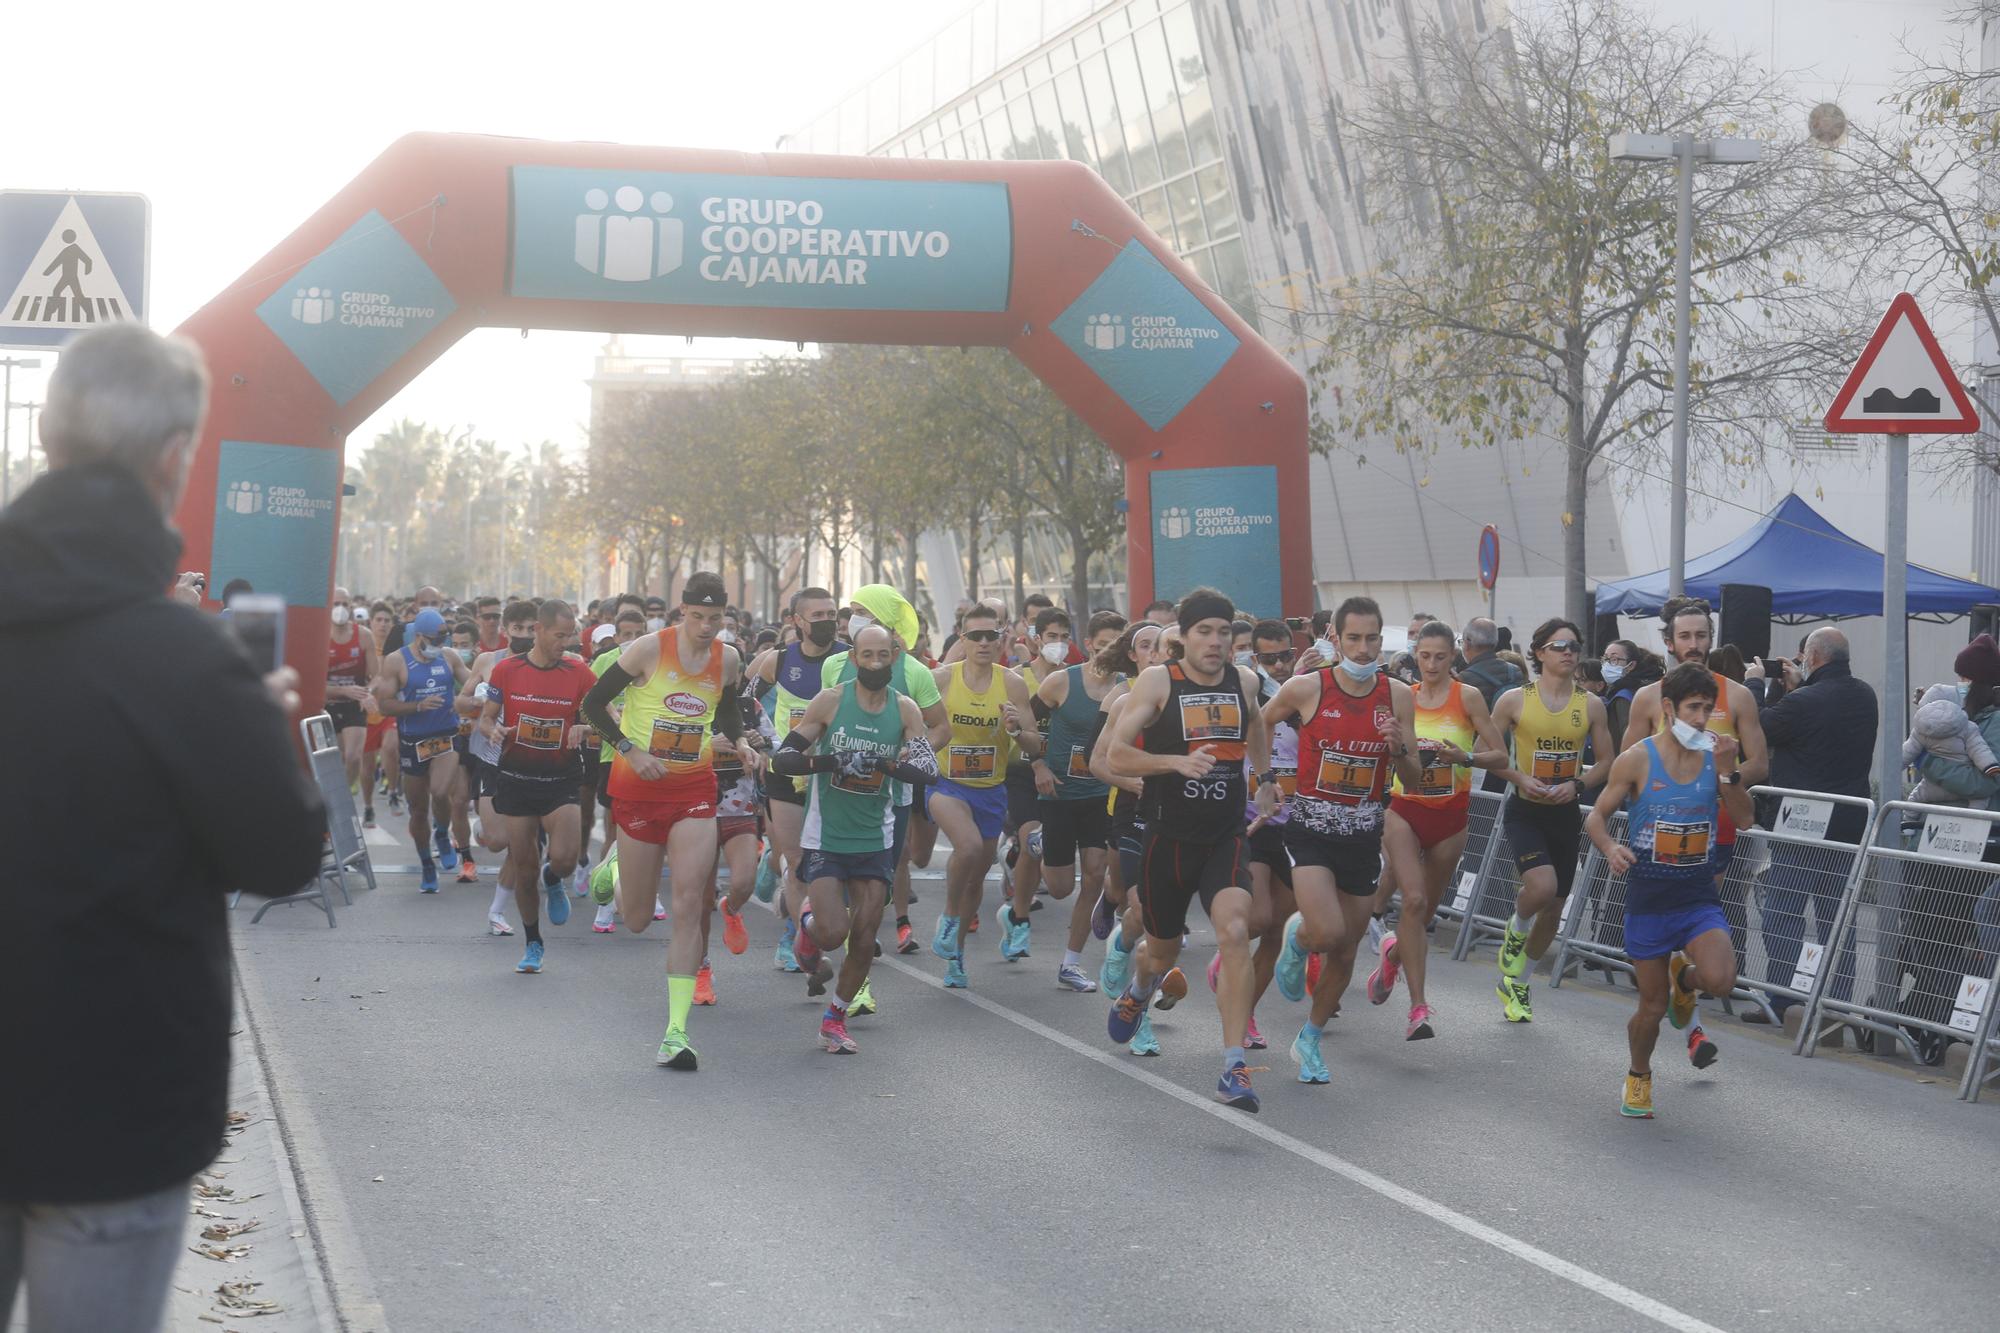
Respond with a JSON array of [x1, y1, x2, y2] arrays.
[[770, 730, 836, 776], [1086, 708, 1110, 754], [715, 676, 744, 742], [883, 732, 940, 785], [582, 662, 635, 743]]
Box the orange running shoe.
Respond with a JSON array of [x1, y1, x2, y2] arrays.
[[694, 964, 718, 1006], [1305, 951, 1323, 993], [455, 859, 478, 883], [1155, 966, 1189, 1010], [720, 899, 749, 955]]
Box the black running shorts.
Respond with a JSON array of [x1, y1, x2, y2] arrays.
[[1136, 829, 1247, 941]]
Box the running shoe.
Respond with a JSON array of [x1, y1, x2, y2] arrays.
[[653, 899, 667, 921], [896, 922, 918, 954], [1107, 987, 1151, 1045], [776, 919, 801, 973], [1206, 950, 1221, 993], [570, 858, 589, 897], [1215, 1060, 1261, 1112], [1687, 1024, 1718, 1070], [363, 806, 376, 830], [1275, 912, 1309, 1002], [754, 847, 780, 903], [1290, 1027, 1330, 1084], [944, 958, 968, 988], [1667, 951, 1697, 1030], [850, 980, 876, 1016], [1091, 891, 1117, 941], [434, 828, 458, 871], [1130, 1012, 1161, 1056], [804, 957, 834, 998], [1305, 951, 1323, 993], [965, 913, 979, 936], [694, 964, 717, 1006], [589, 854, 618, 906], [721, 900, 749, 955], [488, 916, 514, 937], [591, 917, 616, 935], [516, 940, 544, 974], [419, 866, 439, 894], [1621, 1070, 1654, 1118], [820, 1013, 858, 1054], [1154, 967, 1189, 1011], [795, 917, 823, 968], [388, 791, 403, 815], [1100, 930, 1132, 997], [1406, 1003, 1436, 1041], [1497, 918, 1529, 979], [1245, 1015, 1267, 1050], [656, 1028, 698, 1071], [544, 868, 570, 927], [1497, 977, 1532, 1023], [1056, 963, 1097, 993], [931, 915, 958, 960], [456, 859, 478, 884], [998, 905, 1031, 961], [1366, 936, 1401, 1005]]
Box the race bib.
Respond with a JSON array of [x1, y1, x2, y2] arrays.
[[518, 714, 564, 750], [948, 746, 997, 782], [581, 725, 599, 749], [833, 767, 887, 796], [414, 734, 453, 762], [1067, 745, 1092, 779], [787, 706, 807, 731], [1315, 749, 1378, 799], [1416, 745, 1457, 797], [1531, 747, 1578, 784], [1250, 767, 1298, 798], [1652, 819, 1712, 866], [457, 717, 474, 737], [649, 717, 707, 769], [1179, 692, 1241, 742]]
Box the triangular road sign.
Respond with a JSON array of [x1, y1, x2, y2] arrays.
[[1824, 292, 1979, 434], [1, 197, 139, 331]]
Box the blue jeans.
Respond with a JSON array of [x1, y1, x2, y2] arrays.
[[0, 1180, 189, 1332], [1758, 838, 1857, 1013]]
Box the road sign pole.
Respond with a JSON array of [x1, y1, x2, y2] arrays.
[[1880, 432, 1908, 823], [1669, 133, 1694, 598]]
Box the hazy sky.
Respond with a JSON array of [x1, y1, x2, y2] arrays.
[[3, 0, 964, 457]]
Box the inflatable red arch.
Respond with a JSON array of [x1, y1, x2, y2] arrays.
[[171, 133, 1308, 714]]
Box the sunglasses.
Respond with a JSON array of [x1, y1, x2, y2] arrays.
[[1543, 640, 1582, 654], [478, 612, 500, 621], [962, 629, 1001, 643], [1255, 651, 1293, 665]]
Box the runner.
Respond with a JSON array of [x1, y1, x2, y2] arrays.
[[1263, 597, 1423, 1085], [574, 621, 616, 896], [459, 600, 540, 926], [770, 624, 945, 1053], [1586, 661, 1749, 1117], [1372, 620, 1509, 1039], [1237, 618, 1300, 1052], [365, 600, 403, 819], [1486, 617, 1618, 1022], [371, 607, 470, 893], [473, 596, 506, 656], [585, 609, 649, 933], [996, 605, 1077, 962], [927, 602, 1043, 989], [1104, 589, 1278, 1112], [1021, 609, 1127, 990], [581, 572, 749, 1071], [324, 585, 379, 822], [695, 686, 774, 1004], [480, 600, 596, 974]]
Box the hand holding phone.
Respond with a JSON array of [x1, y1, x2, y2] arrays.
[[228, 594, 288, 675]]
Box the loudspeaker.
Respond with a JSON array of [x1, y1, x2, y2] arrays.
[[1971, 604, 2000, 642], [1718, 583, 1772, 661], [1591, 611, 1621, 655]]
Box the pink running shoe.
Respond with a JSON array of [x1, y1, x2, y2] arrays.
[[820, 1014, 858, 1054], [1245, 1015, 1267, 1050], [1406, 1003, 1436, 1041], [1366, 937, 1401, 1005], [1206, 950, 1221, 993], [591, 922, 616, 935]]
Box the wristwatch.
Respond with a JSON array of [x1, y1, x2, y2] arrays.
[[1721, 771, 1742, 786], [1257, 768, 1280, 787], [615, 737, 635, 755]]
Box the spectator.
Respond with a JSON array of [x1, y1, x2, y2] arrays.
[[1457, 616, 1524, 710], [1599, 638, 1662, 744], [218, 576, 253, 608], [0, 325, 325, 1329], [1708, 644, 1746, 683], [1738, 627, 1877, 1028], [1141, 597, 1176, 626]]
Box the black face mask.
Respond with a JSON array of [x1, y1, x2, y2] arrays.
[[509, 635, 534, 655], [856, 662, 894, 692], [806, 619, 837, 648]]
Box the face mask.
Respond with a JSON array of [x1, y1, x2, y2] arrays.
[[807, 619, 837, 648], [1958, 682, 1971, 702], [1600, 662, 1627, 685], [1670, 718, 1716, 751], [719, 629, 737, 645], [1313, 638, 1336, 662], [850, 612, 875, 637], [1042, 642, 1068, 666], [411, 639, 435, 661], [646, 617, 666, 633], [856, 662, 894, 692], [1337, 655, 1381, 682], [509, 634, 534, 655], [1234, 651, 1255, 668], [331, 605, 351, 626]]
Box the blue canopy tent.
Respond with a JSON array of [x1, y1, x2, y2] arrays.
[[1595, 493, 2000, 624]]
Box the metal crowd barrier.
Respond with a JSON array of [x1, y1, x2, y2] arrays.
[[1434, 789, 1505, 934], [236, 714, 377, 927], [1794, 800, 2000, 1102]]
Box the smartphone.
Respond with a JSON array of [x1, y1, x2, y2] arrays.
[[229, 594, 288, 674], [1284, 616, 1307, 631]]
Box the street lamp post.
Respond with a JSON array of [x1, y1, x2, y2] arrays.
[[2, 356, 43, 506], [1608, 132, 1765, 596]]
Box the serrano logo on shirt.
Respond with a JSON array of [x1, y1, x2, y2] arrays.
[[663, 691, 707, 717]]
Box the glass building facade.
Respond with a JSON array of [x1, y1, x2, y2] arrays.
[[782, 0, 1255, 324]]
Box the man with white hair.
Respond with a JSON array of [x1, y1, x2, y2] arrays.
[[0, 325, 325, 1330]]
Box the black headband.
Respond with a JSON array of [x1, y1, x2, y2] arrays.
[[1179, 593, 1235, 633]]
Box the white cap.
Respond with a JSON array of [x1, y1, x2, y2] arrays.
[[590, 623, 617, 646]]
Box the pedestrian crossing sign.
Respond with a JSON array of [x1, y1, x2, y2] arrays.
[[0, 191, 150, 349]]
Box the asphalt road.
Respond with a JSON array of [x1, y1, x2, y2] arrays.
[[234, 839, 2000, 1333]]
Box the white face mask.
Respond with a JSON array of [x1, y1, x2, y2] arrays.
[[330, 605, 351, 626], [646, 617, 666, 633], [1313, 638, 1336, 662], [411, 639, 435, 662], [719, 628, 738, 645], [1670, 717, 1715, 751], [1599, 661, 1627, 685], [850, 612, 875, 637], [1042, 641, 1068, 666], [1337, 654, 1382, 682], [1234, 650, 1255, 668]]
